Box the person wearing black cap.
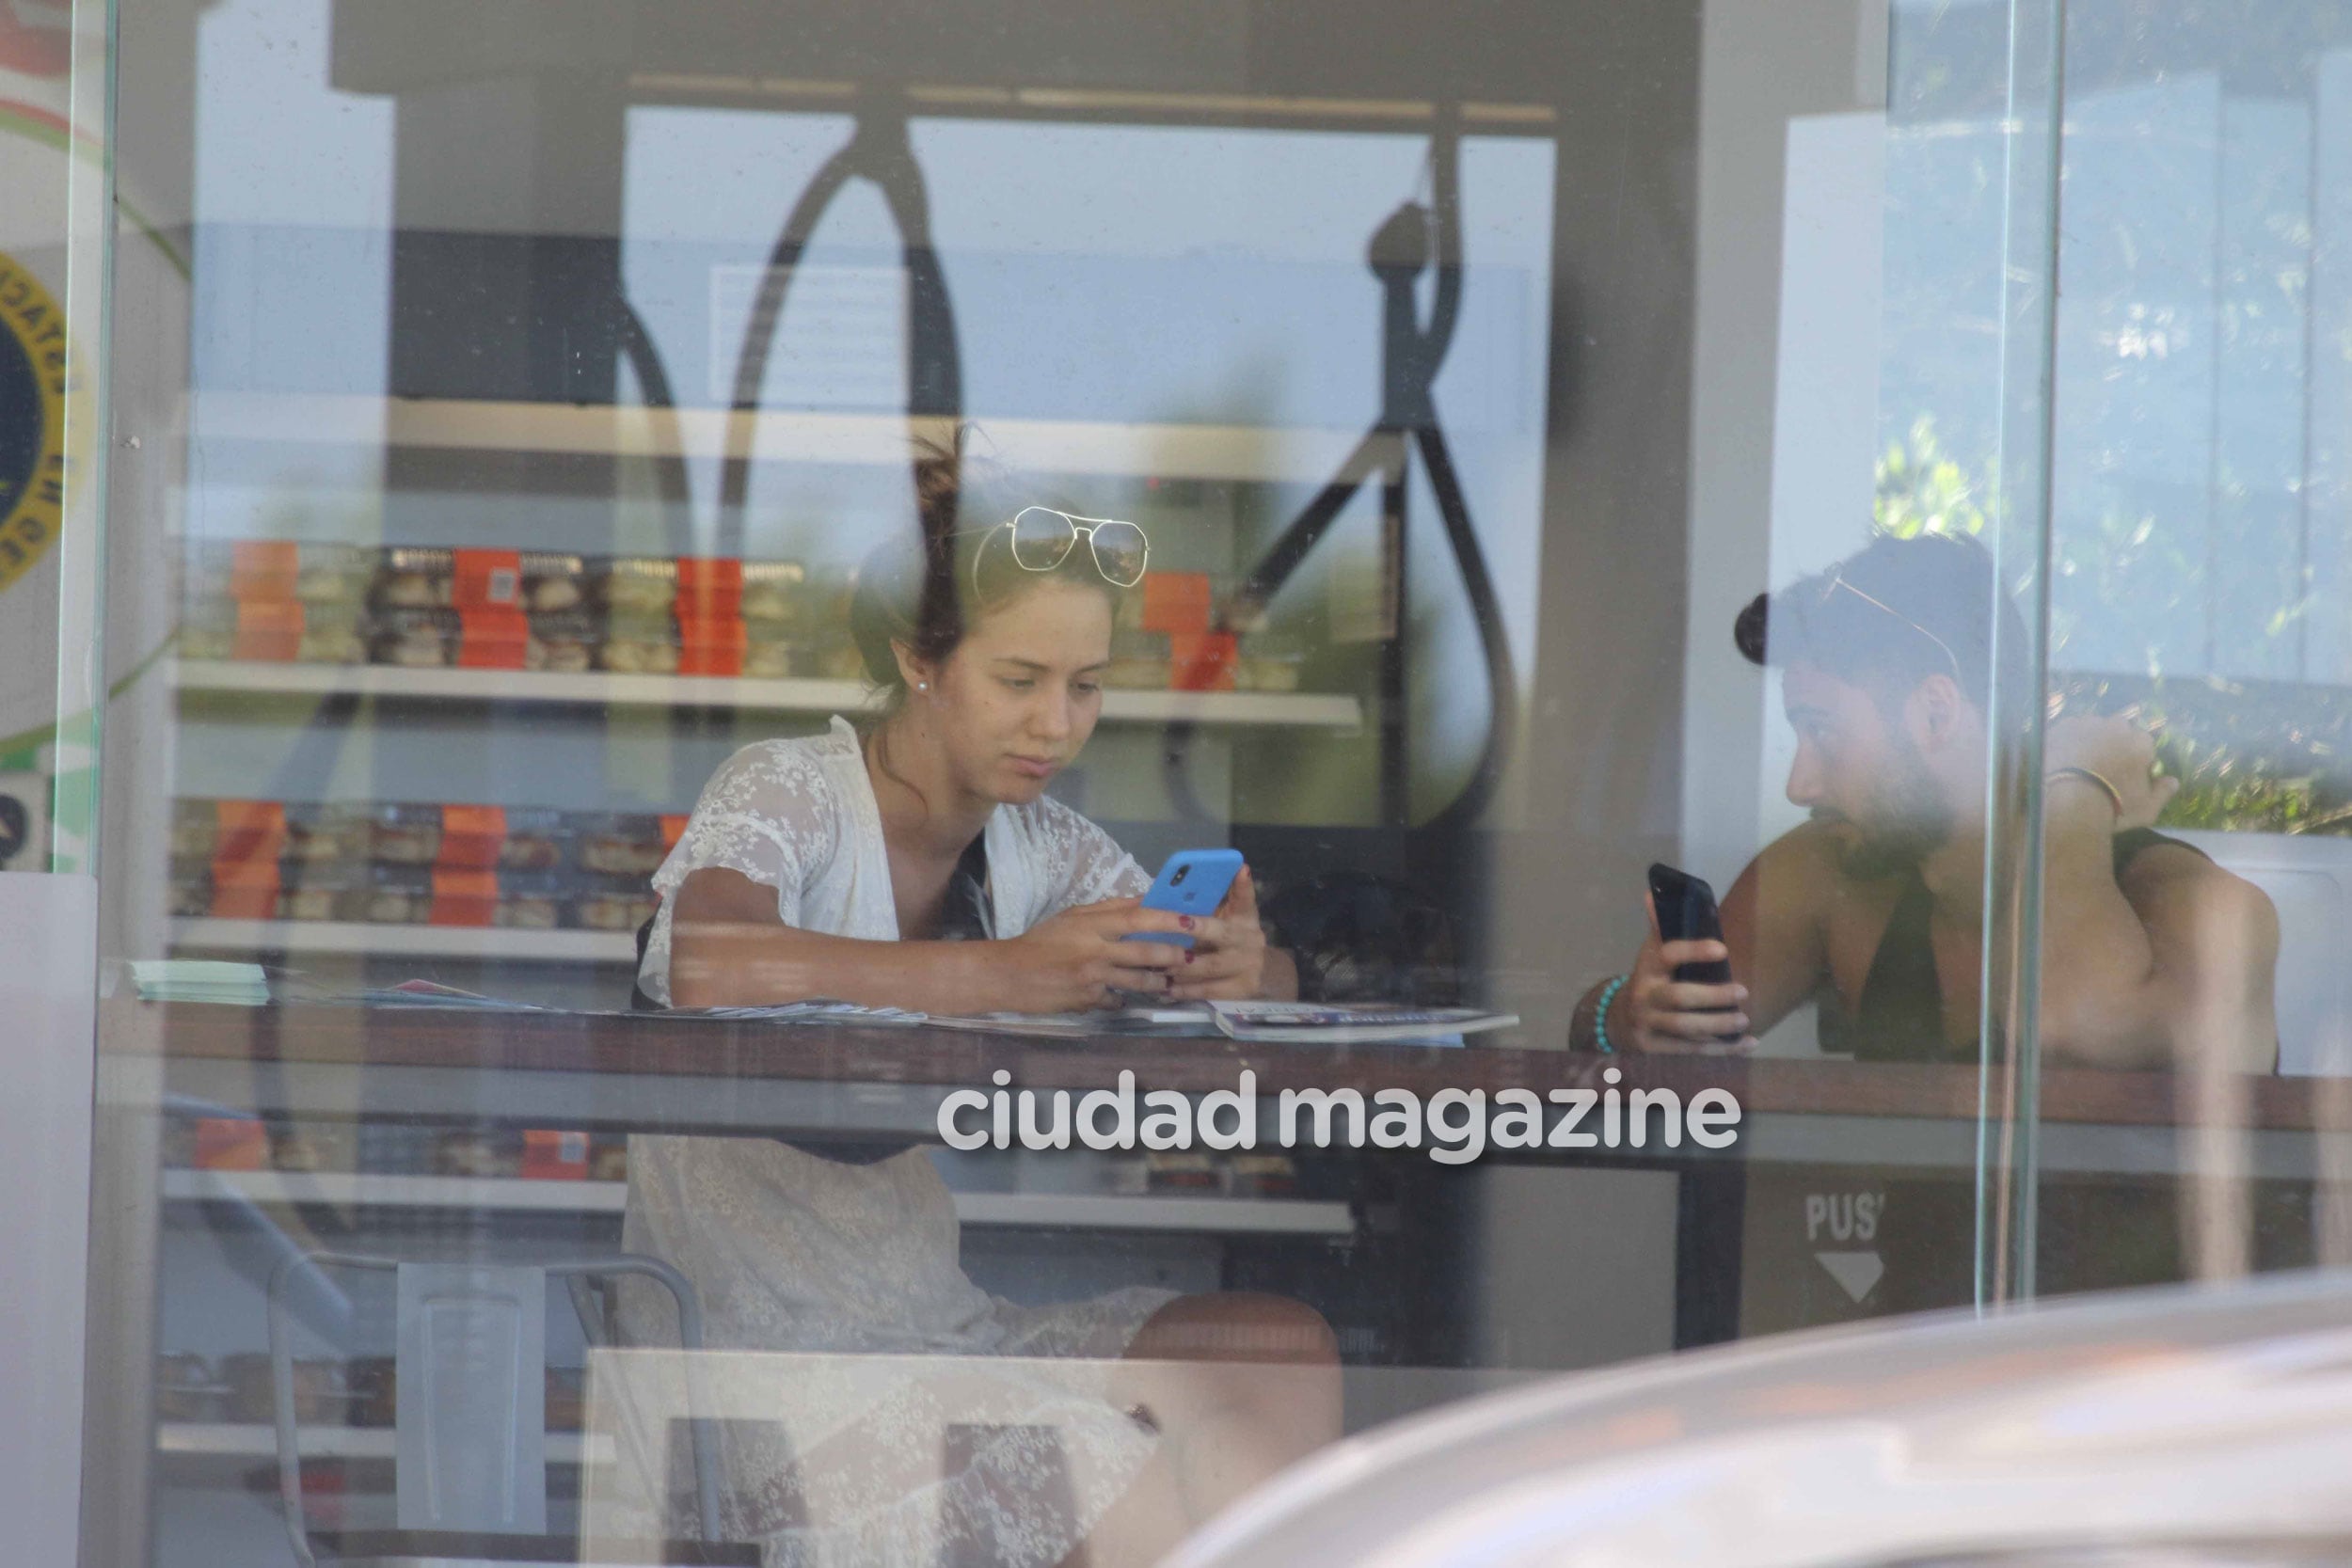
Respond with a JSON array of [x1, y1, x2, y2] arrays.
[[1571, 531, 2278, 1073]]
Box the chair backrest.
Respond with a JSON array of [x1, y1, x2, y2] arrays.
[[2173, 829, 2352, 1077], [267, 1250, 720, 1568], [394, 1262, 549, 1536]]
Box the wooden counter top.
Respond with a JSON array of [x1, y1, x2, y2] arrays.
[[119, 1002, 2352, 1133]]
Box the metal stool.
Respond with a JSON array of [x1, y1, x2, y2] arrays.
[[266, 1251, 738, 1567]]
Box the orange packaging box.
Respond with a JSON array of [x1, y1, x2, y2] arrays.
[[215, 800, 288, 863], [660, 814, 689, 852], [520, 1130, 590, 1181], [194, 1117, 268, 1171], [435, 805, 507, 870], [1141, 572, 1214, 635], [677, 613, 746, 677], [230, 541, 300, 601], [452, 548, 524, 609], [232, 599, 305, 662], [454, 606, 530, 669], [208, 856, 282, 919], [675, 558, 744, 622], [427, 868, 499, 927], [1168, 630, 1238, 691]]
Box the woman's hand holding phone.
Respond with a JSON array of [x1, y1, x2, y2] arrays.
[[1618, 892, 1756, 1053], [1164, 865, 1269, 1002], [998, 900, 1192, 1013]]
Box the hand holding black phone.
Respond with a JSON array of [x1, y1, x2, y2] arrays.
[[1645, 863, 1744, 1043]]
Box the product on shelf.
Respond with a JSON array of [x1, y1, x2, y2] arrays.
[[596, 556, 677, 614], [280, 802, 371, 864], [497, 808, 572, 871], [1145, 1150, 1221, 1193], [599, 610, 680, 674], [742, 626, 800, 678], [588, 1137, 629, 1182], [432, 1130, 515, 1179], [1141, 571, 1215, 635], [370, 603, 532, 670], [677, 613, 747, 677], [187, 540, 376, 607], [526, 610, 596, 673], [361, 864, 433, 925], [522, 553, 589, 612], [575, 873, 659, 933], [1227, 1152, 1299, 1196], [203, 860, 278, 919], [740, 560, 811, 625], [427, 867, 500, 927], [178, 602, 236, 661], [193, 1117, 268, 1171], [269, 1119, 357, 1174], [182, 598, 363, 664], [295, 603, 370, 665], [1104, 630, 1172, 689], [576, 812, 675, 877], [520, 1129, 589, 1180], [373, 546, 588, 611], [168, 800, 218, 860], [364, 802, 444, 865], [154, 1354, 230, 1423], [221, 1353, 277, 1424], [809, 641, 869, 681], [370, 607, 452, 667], [349, 1356, 396, 1429], [1169, 630, 1240, 691], [493, 870, 567, 929], [167, 858, 212, 918], [1233, 655, 1304, 692], [229, 1356, 357, 1425], [278, 863, 370, 923]]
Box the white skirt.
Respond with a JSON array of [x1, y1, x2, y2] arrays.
[[612, 1135, 1175, 1567]]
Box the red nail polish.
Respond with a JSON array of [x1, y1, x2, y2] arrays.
[[1184, 951, 1195, 964], [1179, 914, 1195, 931]]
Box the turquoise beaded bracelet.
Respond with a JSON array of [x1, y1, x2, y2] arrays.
[[1592, 974, 1629, 1054]]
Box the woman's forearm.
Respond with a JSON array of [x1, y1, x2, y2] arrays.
[[668, 921, 1011, 1013]]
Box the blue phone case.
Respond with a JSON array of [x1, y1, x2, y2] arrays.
[[1122, 848, 1245, 948]]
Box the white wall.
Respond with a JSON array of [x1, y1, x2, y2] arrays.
[[1680, 3, 1887, 1055]]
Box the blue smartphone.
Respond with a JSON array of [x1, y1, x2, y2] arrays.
[[1122, 848, 1245, 948]]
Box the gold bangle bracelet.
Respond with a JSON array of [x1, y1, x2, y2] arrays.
[[2047, 765, 2124, 817]]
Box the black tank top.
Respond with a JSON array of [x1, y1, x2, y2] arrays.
[[1820, 828, 2200, 1063]]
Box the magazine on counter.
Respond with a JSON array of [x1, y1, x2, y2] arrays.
[[1207, 1001, 1518, 1044], [923, 1004, 1218, 1039]]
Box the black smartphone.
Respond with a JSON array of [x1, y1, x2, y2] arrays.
[[1646, 863, 1742, 1040]]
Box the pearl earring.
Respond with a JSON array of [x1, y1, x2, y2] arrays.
[[917, 681, 929, 691]]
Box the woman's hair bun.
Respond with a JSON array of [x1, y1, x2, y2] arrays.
[[846, 426, 1131, 702]]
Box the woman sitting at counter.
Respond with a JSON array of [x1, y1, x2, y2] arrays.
[[624, 449, 1335, 1564]]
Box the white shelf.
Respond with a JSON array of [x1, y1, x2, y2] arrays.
[[164, 1170, 1354, 1236], [168, 919, 638, 964], [164, 1170, 630, 1212], [191, 392, 1393, 484], [172, 659, 1363, 729], [950, 1191, 1353, 1235], [156, 1422, 609, 1463]]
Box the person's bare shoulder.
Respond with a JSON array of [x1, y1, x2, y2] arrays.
[[2119, 842, 2280, 949]]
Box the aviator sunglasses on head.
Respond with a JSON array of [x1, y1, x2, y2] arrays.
[[1817, 569, 1964, 683], [974, 506, 1150, 600]]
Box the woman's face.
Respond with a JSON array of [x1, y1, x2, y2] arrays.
[[924, 577, 1114, 805]]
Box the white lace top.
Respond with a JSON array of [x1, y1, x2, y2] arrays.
[[615, 718, 1168, 1565], [635, 716, 1150, 1004]]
